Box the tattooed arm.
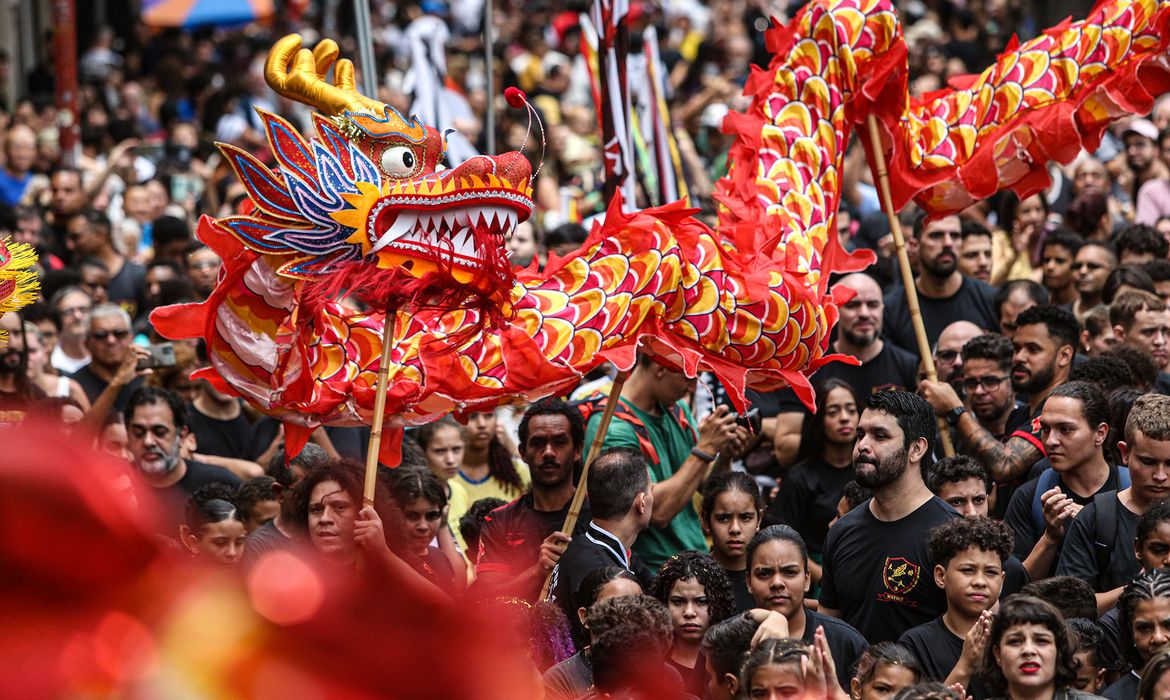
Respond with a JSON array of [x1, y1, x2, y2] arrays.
[[920, 380, 1042, 482]]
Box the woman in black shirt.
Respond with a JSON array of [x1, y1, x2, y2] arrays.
[[770, 378, 860, 585]]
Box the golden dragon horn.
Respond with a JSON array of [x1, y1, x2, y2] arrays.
[[264, 34, 385, 117]]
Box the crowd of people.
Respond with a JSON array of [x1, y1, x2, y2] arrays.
[[13, 0, 1170, 697]]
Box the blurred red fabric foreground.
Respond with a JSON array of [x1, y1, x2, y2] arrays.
[[0, 420, 540, 699]]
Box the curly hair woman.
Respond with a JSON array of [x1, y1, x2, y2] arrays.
[[290, 459, 449, 604], [650, 550, 735, 697]]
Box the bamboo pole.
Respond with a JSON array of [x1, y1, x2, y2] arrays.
[[540, 369, 631, 599], [364, 312, 398, 506], [865, 115, 955, 457]]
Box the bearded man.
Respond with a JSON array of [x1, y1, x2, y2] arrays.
[[817, 390, 958, 643], [124, 387, 241, 535]]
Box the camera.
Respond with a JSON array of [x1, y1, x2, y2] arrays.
[[137, 342, 177, 370], [730, 407, 762, 434]]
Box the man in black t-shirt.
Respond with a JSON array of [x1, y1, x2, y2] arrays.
[[476, 399, 591, 601], [187, 375, 265, 461], [883, 213, 997, 355], [71, 304, 147, 412], [1057, 394, 1170, 611], [124, 386, 240, 537], [820, 390, 957, 643], [772, 272, 918, 465]]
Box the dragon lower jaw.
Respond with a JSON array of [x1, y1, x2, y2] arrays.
[[370, 204, 521, 264]]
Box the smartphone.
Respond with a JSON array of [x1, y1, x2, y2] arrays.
[[138, 342, 177, 370], [132, 143, 164, 162], [170, 174, 193, 202]]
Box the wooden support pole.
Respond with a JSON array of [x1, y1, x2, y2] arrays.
[[865, 115, 955, 457], [364, 313, 398, 506]]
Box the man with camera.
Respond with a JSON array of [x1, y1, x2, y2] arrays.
[[582, 352, 745, 570], [71, 303, 150, 416]]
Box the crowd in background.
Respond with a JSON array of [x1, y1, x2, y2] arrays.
[[12, 0, 1170, 698]]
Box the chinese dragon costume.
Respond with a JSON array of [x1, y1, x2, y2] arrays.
[[153, 0, 1170, 463]]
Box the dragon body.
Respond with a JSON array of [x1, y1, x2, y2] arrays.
[[154, 0, 1170, 459]]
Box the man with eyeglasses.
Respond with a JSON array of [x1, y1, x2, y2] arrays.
[[49, 286, 92, 374], [921, 305, 1078, 487], [931, 321, 983, 386], [954, 334, 1023, 443], [70, 303, 149, 413]]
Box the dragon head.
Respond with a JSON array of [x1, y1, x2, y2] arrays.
[[230, 35, 534, 310]]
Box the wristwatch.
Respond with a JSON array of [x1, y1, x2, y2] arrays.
[[945, 406, 967, 426]]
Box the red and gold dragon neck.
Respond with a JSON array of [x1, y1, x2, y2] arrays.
[[154, 0, 1170, 458]]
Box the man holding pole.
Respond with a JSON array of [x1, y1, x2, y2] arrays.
[[583, 353, 743, 570], [473, 399, 590, 600], [920, 305, 1078, 486]]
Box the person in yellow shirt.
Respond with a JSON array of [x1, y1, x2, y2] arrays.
[[458, 410, 531, 503]]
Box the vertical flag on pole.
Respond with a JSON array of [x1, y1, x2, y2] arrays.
[[642, 26, 688, 206], [591, 0, 635, 210], [52, 0, 80, 167]]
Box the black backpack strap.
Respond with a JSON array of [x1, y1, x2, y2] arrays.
[[1092, 492, 1119, 587]]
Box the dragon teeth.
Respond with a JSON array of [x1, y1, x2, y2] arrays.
[[371, 213, 418, 253]]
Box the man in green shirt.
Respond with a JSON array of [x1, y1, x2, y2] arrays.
[[584, 354, 742, 569]]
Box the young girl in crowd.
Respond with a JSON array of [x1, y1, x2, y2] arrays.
[[415, 416, 471, 541], [385, 466, 463, 594], [745, 524, 868, 687], [850, 643, 924, 700], [179, 484, 247, 567], [977, 595, 1097, 700], [651, 551, 736, 697], [701, 471, 765, 612], [737, 631, 847, 700], [458, 410, 530, 502], [1111, 569, 1170, 699], [770, 378, 860, 587]]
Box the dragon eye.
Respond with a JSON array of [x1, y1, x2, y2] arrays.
[[381, 146, 417, 177]]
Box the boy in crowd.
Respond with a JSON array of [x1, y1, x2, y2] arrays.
[[1067, 617, 1109, 694], [898, 517, 1014, 694], [928, 456, 991, 518]]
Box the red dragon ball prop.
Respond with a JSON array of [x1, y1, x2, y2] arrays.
[[153, 0, 1170, 464]]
